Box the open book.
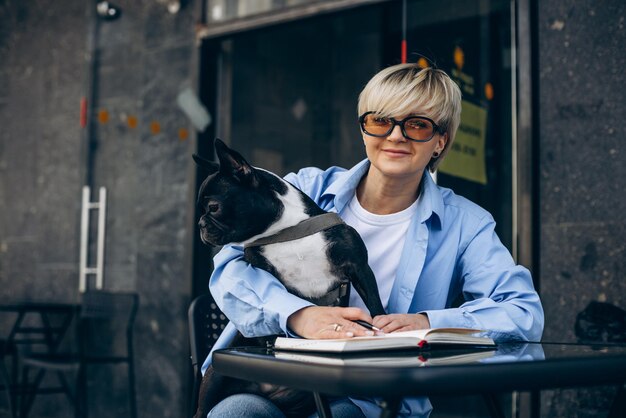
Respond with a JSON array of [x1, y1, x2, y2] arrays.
[[274, 328, 495, 353], [274, 349, 497, 367]]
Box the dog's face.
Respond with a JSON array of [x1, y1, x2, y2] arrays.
[[194, 139, 284, 246]]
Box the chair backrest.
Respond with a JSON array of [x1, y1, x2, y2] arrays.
[[188, 293, 228, 412], [188, 294, 228, 377], [7, 303, 77, 356], [81, 290, 138, 318], [79, 290, 139, 356]]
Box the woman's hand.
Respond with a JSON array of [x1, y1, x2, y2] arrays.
[[287, 306, 377, 339], [372, 313, 430, 333]]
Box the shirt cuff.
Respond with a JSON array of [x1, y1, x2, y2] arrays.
[[421, 308, 478, 329], [275, 293, 314, 337]]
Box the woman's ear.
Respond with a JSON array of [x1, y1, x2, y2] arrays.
[[436, 132, 448, 154]]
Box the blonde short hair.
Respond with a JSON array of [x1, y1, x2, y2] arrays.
[[358, 64, 462, 171]]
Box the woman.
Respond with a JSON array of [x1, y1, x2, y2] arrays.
[[203, 64, 544, 417]]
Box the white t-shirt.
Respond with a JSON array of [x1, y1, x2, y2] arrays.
[[340, 193, 418, 312]]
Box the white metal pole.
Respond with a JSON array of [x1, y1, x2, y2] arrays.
[[96, 187, 107, 289], [79, 186, 90, 292]]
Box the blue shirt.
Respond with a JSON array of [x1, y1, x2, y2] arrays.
[[202, 159, 544, 417]]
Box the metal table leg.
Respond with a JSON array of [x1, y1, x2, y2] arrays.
[[379, 398, 401, 418], [313, 392, 333, 418], [608, 384, 625, 418], [483, 393, 506, 418]]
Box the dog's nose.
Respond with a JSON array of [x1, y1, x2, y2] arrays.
[[198, 217, 207, 228]]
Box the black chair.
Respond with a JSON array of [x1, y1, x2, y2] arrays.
[[1, 302, 76, 418], [188, 294, 228, 414], [17, 291, 139, 418]]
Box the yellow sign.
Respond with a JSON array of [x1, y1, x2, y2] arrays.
[[438, 100, 487, 184]]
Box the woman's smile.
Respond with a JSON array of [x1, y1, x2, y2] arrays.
[[381, 147, 412, 157]]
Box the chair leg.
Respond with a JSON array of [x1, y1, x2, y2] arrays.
[[57, 372, 76, 405], [74, 366, 87, 418], [19, 367, 49, 418], [10, 353, 19, 418], [128, 358, 137, 418], [0, 359, 15, 418], [18, 366, 31, 418]]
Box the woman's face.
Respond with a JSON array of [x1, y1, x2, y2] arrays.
[[362, 113, 447, 181]]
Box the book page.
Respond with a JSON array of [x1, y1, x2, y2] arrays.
[[273, 328, 493, 353]]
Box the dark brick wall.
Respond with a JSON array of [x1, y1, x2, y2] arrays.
[[537, 0, 625, 416], [0, 0, 86, 302], [0, 1, 197, 417]]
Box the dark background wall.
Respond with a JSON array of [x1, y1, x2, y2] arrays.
[[0, 0, 197, 417], [537, 0, 625, 416], [1, 0, 625, 417]]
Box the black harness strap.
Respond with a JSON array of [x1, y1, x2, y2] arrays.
[[314, 281, 350, 307], [244, 213, 344, 248]]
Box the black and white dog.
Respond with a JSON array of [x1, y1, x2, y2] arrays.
[[193, 139, 385, 418]]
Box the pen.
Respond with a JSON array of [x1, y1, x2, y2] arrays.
[[352, 319, 381, 332]]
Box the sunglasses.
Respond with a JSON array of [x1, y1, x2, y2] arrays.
[[359, 112, 445, 142]]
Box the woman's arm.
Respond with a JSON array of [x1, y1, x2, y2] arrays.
[[427, 213, 544, 341], [374, 214, 544, 342], [210, 245, 376, 338], [209, 244, 313, 337]]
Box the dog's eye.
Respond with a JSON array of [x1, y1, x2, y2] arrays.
[[207, 203, 219, 214], [202, 197, 220, 214]]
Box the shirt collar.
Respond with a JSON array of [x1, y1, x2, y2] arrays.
[[417, 170, 444, 228], [322, 159, 370, 213], [323, 159, 444, 227]]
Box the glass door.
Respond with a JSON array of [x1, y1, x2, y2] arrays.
[[208, 0, 514, 249]]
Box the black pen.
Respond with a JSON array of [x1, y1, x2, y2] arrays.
[[352, 319, 382, 332]]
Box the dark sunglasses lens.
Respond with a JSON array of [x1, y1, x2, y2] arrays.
[[362, 114, 393, 136], [404, 117, 435, 141]]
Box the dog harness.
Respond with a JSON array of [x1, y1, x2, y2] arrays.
[[244, 212, 350, 307], [244, 212, 345, 247]]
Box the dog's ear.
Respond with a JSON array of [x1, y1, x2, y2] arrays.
[[192, 153, 219, 174], [214, 138, 259, 187]]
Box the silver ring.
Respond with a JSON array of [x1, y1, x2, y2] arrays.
[[333, 323, 342, 332]]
